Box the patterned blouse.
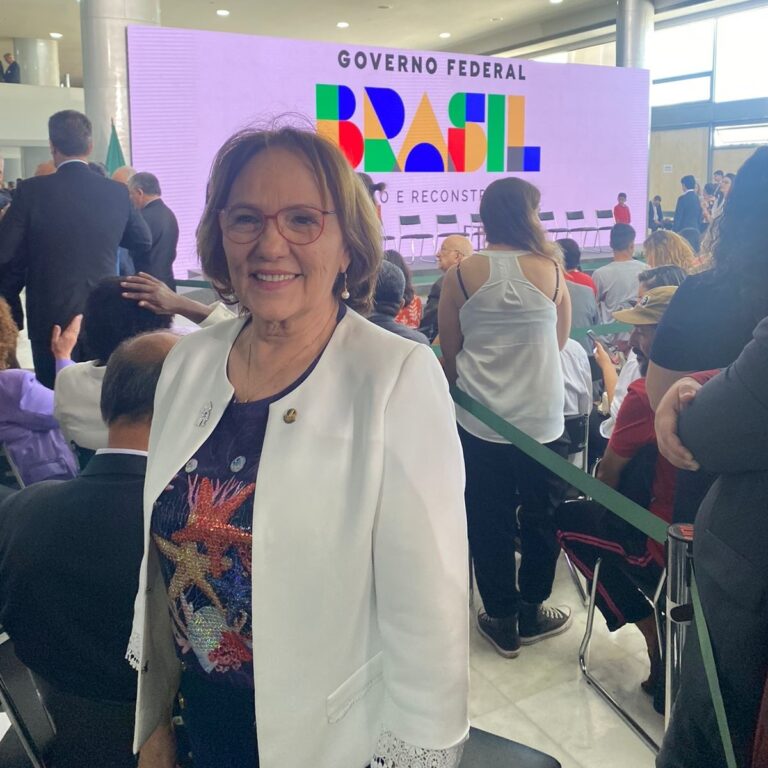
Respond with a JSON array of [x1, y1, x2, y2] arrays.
[[395, 296, 423, 329], [151, 368, 315, 687]]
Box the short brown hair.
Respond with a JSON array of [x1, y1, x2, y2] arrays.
[[197, 127, 382, 314], [48, 110, 92, 157], [480, 178, 560, 263]]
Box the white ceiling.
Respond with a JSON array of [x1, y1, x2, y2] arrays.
[[0, 0, 617, 86]]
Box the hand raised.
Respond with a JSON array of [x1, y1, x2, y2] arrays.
[[50, 314, 83, 360]]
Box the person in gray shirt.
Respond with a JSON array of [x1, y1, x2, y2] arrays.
[[593, 224, 646, 324]]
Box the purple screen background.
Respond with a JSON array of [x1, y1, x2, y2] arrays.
[[127, 26, 650, 277]]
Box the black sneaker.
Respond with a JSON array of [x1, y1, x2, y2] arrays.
[[518, 602, 572, 645], [476, 610, 521, 658]]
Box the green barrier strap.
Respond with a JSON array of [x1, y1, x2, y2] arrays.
[[691, 574, 738, 768], [450, 386, 667, 544], [570, 321, 632, 341]]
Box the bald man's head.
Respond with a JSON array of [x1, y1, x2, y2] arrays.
[[436, 235, 474, 272], [111, 165, 136, 186], [34, 162, 56, 177], [100, 331, 179, 427]]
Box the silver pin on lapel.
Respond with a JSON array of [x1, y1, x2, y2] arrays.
[[196, 401, 213, 427]]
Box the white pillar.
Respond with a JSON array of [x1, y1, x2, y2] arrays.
[[80, 0, 161, 164], [12, 38, 60, 86], [616, 0, 654, 69]]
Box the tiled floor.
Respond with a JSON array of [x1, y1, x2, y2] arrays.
[[470, 554, 662, 767]]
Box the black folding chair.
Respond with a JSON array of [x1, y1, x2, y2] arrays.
[[565, 211, 598, 246], [0, 633, 55, 768], [538, 211, 567, 240], [460, 727, 561, 767]]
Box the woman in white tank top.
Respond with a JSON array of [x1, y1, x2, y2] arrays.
[[439, 177, 574, 657]]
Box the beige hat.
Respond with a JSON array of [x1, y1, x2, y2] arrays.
[[613, 286, 678, 325]]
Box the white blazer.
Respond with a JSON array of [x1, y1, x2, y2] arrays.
[[129, 308, 470, 766]]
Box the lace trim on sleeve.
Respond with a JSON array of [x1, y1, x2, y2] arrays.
[[371, 730, 464, 768]]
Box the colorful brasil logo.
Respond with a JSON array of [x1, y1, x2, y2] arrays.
[[316, 84, 541, 173]]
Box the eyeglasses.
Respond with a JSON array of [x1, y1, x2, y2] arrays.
[[219, 205, 337, 245]]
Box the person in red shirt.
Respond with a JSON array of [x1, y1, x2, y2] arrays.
[[556, 286, 677, 702], [613, 192, 631, 224], [556, 238, 597, 296]]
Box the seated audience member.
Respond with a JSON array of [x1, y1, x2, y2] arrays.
[[596, 265, 687, 442], [419, 235, 473, 342], [127, 172, 179, 290], [648, 195, 665, 231], [369, 261, 430, 344], [0, 298, 78, 486], [701, 183, 718, 225], [560, 338, 592, 466], [557, 286, 679, 699], [673, 175, 702, 233], [710, 172, 736, 222], [655, 315, 768, 768], [677, 227, 701, 256], [592, 224, 646, 324], [0, 331, 179, 768], [558, 238, 599, 353], [384, 249, 423, 328], [557, 237, 596, 295], [570, 282, 599, 354], [33, 161, 56, 177], [54, 277, 173, 452], [613, 192, 631, 224], [88, 162, 108, 177], [643, 230, 695, 272]]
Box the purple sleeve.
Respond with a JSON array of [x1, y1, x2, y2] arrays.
[[55, 358, 74, 374], [17, 373, 59, 431]]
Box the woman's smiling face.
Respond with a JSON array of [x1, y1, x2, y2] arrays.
[[221, 146, 349, 324]]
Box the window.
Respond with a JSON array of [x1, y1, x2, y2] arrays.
[[652, 20, 714, 80], [533, 52, 568, 64], [714, 6, 768, 102], [713, 124, 768, 148], [651, 76, 711, 107]]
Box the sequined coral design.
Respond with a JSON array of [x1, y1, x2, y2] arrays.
[[172, 475, 255, 578], [153, 472, 256, 687]]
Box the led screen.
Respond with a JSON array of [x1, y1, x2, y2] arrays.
[[127, 26, 650, 276]]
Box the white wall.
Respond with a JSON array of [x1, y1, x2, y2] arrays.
[[0, 84, 84, 147]]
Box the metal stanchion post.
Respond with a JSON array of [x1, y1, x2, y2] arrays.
[[665, 523, 694, 726]]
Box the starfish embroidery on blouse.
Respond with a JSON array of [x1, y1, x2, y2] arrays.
[[209, 554, 252, 627], [171, 476, 255, 578], [153, 534, 230, 611]]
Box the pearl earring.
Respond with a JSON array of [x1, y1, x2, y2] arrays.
[[340, 272, 350, 300]]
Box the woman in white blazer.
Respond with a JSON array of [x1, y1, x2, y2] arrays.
[[131, 127, 469, 768]]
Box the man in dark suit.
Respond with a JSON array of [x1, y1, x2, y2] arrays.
[[672, 175, 702, 233], [2, 53, 20, 83], [128, 171, 179, 289], [648, 195, 665, 231], [0, 110, 151, 387], [0, 330, 179, 768]]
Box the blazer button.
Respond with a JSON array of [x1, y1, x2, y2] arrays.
[[283, 408, 298, 424]]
